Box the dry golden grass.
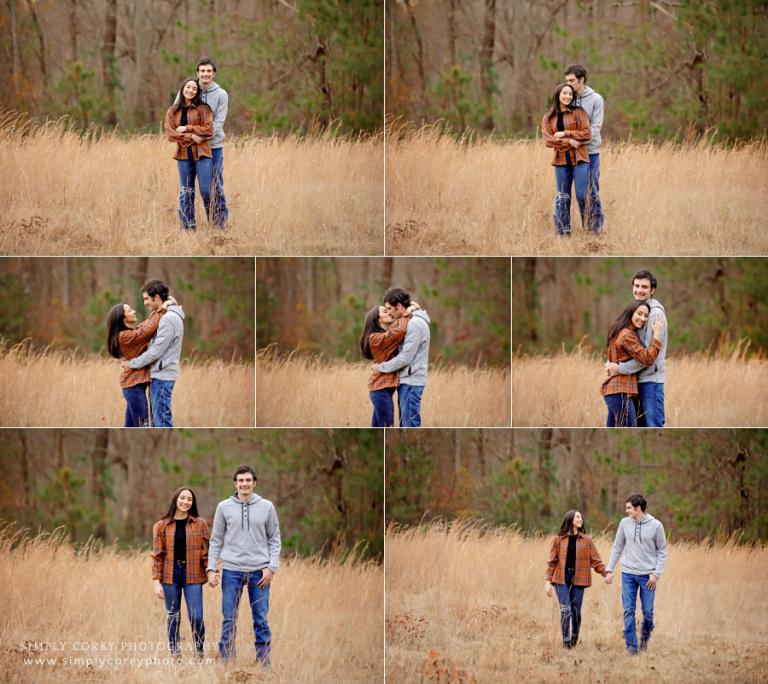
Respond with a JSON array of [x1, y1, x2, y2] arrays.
[[256, 352, 510, 427], [386, 128, 768, 256], [386, 522, 768, 683], [0, 343, 254, 427], [1, 115, 383, 256], [512, 347, 768, 427], [0, 526, 382, 683]]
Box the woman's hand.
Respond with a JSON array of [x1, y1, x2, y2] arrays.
[[651, 317, 665, 340], [407, 301, 421, 312], [554, 131, 565, 139], [545, 581, 553, 597], [161, 296, 177, 311], [154, 580, 164, 600], [175, 125, 187, 133]]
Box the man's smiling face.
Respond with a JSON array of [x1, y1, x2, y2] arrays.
[[197, 64, 215, 89], [632, 278, 655, 302]]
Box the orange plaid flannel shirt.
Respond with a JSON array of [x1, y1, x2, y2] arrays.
[[164, 103, 214, 161], [367, 313, 411, 391], [541, 107, 592, 166], [601, 328, 662, 397], [546, 532, 606, 587], [151, 516, 210, 584], [117, 309, 166, 389]]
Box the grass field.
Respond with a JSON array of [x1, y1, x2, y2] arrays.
[[386, 128, 768, 256], [0, 526, 382, 683], [0, 343, 254, 427], [511, 348, 767, 427], [256, 353, 510, 427], [386, 523, 768, 683], [1, 115, 383, 256]]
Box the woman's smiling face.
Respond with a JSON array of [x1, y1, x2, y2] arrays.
[[631, 304, 650, 329], [123, 304, 137, 325], [176, 490, 194, 514], [559, 85, 574, 108], [182, 80, 198, 101]]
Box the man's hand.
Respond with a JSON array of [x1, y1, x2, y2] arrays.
[[175, 125, 187, 133], [646, 574, 658, 590], [651, 317, 665, 340], [568, 138, 580, 148], [190, 133, 204, 144], [605, 572, 613, 585], [257, 568, 274, 588], [153, 580, 164, 600], [604, 361, 620, 377], [207, 570, 219, 588]]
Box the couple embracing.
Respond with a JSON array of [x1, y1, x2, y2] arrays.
[[546, 494, 667, 655], [360, 287, 431, 428], [151, 465, 281, 665], [106, 279, 185, 427]]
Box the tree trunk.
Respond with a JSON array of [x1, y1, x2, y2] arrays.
[[6, 0, 21, 101], [479, 0, 496, 132], [69, 0, 78, 62], [25, 0, 48, 99], [91, 429, 110, 540], [403, 0, 427, 112], [102, 0, 119, 126]]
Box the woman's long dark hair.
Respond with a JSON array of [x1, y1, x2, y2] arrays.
[[360, 306, 386, 360], [106, 303, 129, 359], [162, 486, 200, 521], [606, 300, 650, 348], [558, 510, 586, 537], [546, 82, 576, 120], [171, 77, 204, 114]]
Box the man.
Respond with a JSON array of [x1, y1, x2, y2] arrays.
[[190, 57, 229, 227], [605, 494, 668, 655], [207, 465, 281, 666], [376, 287, 431, 428], [564, 64, 604, 234], [605, 269, 668, 427], [128, 279, 185, 427]]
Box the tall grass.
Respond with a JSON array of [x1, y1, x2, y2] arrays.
[[256, 351, 510, 427], [0, 342, 254, 427], [0, 525, 382, 683], [512, 346, 767, 426], [386, 522, 768, 683], [386, 127, 768, 255], [0, 114, 383, 256]]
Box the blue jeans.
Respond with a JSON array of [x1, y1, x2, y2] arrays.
[[370, 387, 396, 427], [398, 384, 424, 427], [638, 382, 665, 427], [211, 147, 229, 227], [586, 153, 604, 234], [553, 162, 590, 235], [555, 568, 584, 645], [219, 569, 271, 664], [621, 572, 655, 653], [177, 155, 213, 229], [162, 563, 205, 656], [604, 393, 637, 427], [150, 379, 175, 427], [122, 382, 149, 427]]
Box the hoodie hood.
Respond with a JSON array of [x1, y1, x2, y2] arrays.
[[412, 309, 431, 325], [165, 303, 185, 320], [631, 512, 656, 543], [229, 493, 262, 530]]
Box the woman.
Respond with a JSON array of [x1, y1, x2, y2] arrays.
[[106, 297, 175, 427], [359, 304, 416, 427], [602, 300, 664, 427], [151, 487, 210, 660], [541, 83, 592, 236], [164, 78, 214, 230], [545, 510, 606, 649]]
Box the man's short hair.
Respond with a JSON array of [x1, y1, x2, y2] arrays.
[[383, 287, 411, 308], [233, 464, 257, 481], [564, 64, 588, 82], [632, 269, 657, 291], [141, 279, 170, 302], [626, 494, 647, 511], [196, 57, 217, 73]]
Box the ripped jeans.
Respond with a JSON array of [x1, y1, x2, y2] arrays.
[[161, 562, 205, 656], [554, 567, 585, 645], [177, 155, 213, 229], [553, 162, 590, 236]]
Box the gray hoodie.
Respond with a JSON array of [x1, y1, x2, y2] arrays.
[[128, 305, 185, 381], [618, 298, 667, 384], [377, 309, 431, 386], [173, 81, 228, 148], [575, 85, 604, 155], [207, 494, 281, 573], [606, 512, 668, 577]]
